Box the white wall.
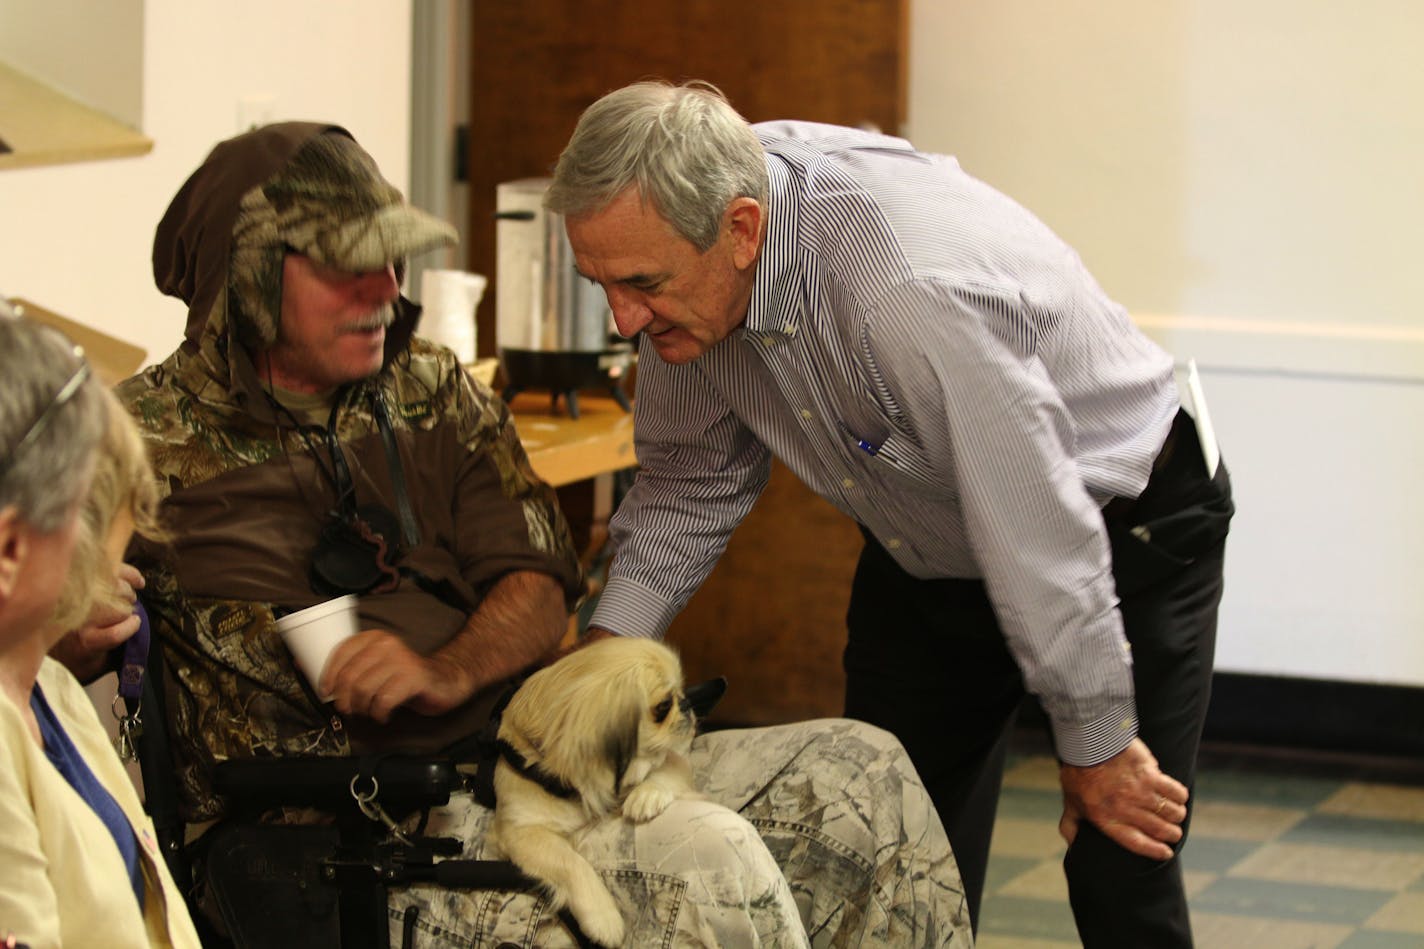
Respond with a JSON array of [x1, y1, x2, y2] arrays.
[[0, 0, 144, 127], [0, 0, 413, 367], [909, 0, 1424, 685]]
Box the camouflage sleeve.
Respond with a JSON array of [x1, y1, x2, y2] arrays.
[[442, 357, 583, 607]]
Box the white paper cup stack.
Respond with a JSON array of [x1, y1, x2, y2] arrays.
[[419, 269, 487, 364]]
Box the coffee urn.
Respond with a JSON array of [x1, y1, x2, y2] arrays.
[[495, 177, 634, 418]]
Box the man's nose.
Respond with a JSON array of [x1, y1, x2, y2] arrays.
[[355, 264, 400, 303], [606, 286, 652, 338]]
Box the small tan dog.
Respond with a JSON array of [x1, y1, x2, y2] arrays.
[[489, 637, 704, 947]]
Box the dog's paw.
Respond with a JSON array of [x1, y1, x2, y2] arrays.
[[570, 890, 626, 947], [622, 781, 677, 823]]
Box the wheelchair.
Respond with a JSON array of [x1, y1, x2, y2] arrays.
[[128, 639, 596, 949], [128, 635, 728, 948]]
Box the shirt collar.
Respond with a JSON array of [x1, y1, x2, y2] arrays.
[[742, 153, 803, 341]]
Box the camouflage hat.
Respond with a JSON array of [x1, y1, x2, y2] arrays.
[[228, 130, 457, 346], [245, 130, 455, 271]]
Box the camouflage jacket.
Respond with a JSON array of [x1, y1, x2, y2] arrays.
[[118, 328, 582, 821]]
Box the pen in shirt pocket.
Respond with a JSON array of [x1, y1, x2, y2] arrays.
[[837, 420, 882, 456]]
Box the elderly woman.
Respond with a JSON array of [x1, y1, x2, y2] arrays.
[[0, 308, 200, 948]]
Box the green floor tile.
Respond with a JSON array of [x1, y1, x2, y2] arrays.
[[1193, 877, 1393, 925], [1195, 769, 1345, 810], [984, 855, 1044, 894], [1281, 813, 1424, 854], [1179, 834, 1260, 874], [1337, 931, 1424, 949], [978, 894, 1080, 941], [995, 787, 1065, 822]]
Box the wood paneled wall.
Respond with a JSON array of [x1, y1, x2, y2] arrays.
[[468, 1, 905, 725]]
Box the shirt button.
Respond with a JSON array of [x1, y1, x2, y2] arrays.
[[1120, 718, 1133, 731], [761, 336, 777, 348], [800, 409, 813, 420], [842, 477, 856, 490], [886, 538, 902, 550]]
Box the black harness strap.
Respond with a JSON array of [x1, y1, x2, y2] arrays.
[[493, 739, 580, 801]]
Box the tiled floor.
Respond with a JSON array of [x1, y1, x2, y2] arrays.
[[977, 745, 1424, 948]]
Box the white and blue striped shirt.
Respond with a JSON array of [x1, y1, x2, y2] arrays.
[[589, 121, 1179, 765]]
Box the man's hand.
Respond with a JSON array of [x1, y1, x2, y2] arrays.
[[1058, 737, 1189, 861], [48, 563, 146, 684], [538, 625, 617, 668], [320, 629, 475, 723]]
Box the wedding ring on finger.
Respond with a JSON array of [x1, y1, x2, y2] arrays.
[[1154, 794, 1168, 816]]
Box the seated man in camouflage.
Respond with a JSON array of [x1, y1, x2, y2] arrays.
[[109, 122, 969, 947]]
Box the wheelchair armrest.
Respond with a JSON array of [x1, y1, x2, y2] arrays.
[[213, 755, 463, 817]]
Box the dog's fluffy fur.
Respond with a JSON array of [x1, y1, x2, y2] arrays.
[[489, 637, 699, 947]]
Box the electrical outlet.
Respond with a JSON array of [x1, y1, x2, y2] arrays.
[[236, 95, 277, 133]]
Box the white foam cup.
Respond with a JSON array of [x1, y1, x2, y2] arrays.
[[275, 595, 360, 700]]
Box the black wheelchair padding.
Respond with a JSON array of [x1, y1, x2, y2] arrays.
[[214, 755, 461, 818]]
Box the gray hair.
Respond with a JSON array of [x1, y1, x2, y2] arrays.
[[545, 80, 768, 251], [0, 305, 106, 533]]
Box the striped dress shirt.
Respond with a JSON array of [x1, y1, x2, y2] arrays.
[[589, 121, 1179, 765]]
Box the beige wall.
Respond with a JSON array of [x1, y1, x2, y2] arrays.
[[908, 0, 1424, 685], [0, 0, 144, 127], [0, 0, 413, 367]]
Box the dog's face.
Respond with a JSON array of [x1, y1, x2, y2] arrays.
[[498, 638, 696, 814]]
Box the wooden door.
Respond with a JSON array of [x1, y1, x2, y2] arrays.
[[468, 0, 906, 726]]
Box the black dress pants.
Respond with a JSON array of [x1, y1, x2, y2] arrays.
[[844, 410, 1233, 946]]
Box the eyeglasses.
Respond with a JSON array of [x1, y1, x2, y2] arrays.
[[0, 346, 92, 478]]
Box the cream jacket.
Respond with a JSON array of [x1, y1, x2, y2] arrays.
[[0, 657, 201, 948]]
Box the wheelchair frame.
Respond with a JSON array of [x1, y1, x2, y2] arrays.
[[129, 637, 597, 949]]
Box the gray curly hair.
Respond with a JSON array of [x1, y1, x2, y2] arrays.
[[0, 303, 106, 533], [545, 80, 768, 252]]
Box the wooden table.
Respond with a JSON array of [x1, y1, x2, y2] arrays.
[[510, 392, 636, 488], [507, 391, 636, 643]]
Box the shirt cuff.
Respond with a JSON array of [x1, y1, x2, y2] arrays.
[[1050, 700, 1138, 766], [586, 576, 679, 640]]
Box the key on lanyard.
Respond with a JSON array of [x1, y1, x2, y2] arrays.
[[111, 599, 152, 764], [111, 693, 143, 763]]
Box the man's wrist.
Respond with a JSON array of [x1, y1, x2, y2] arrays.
[[428, 649, 479, 701], [1052, 700, 1138, 767]]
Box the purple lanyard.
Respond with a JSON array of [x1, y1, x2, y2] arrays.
[[117, 600, 151, 704], [112, 601, 150, 762]]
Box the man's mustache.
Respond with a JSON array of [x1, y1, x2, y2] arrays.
[[343, 305, 396, 333]]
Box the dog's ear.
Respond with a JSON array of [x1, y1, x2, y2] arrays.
[[603, 700, 642, 796]]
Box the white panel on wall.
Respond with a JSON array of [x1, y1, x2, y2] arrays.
[[1182, 365, 1424, 685]]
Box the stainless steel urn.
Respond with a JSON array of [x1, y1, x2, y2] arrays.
[[495, 177, 634, 417]]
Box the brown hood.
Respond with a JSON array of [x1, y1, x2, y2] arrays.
[[152, 122, 457, 383], [155, 122, 341, 345]]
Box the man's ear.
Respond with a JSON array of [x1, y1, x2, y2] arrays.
[[0, 505, 28, 601], [724, 197, 763, 271]]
